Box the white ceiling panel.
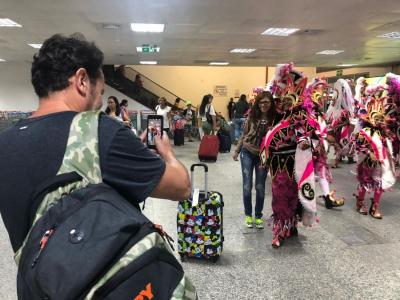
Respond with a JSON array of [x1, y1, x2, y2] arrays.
[[0, 0, 399, 67]]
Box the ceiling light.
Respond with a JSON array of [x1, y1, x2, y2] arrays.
[[102, 23, 120, 30], [337, 63, 358, 67], [140, 61, 158, 65], [209, 62, 229, 66], [261, 28, 299, 36], [0, 18, 22, 27], [131, 23, 165, 33], [316, 50, 344, 55], [136, 46, 160, 53], [230, 48, 256, 53], [0, 59, 6, 62], [377, 32, 400, 39], [28, 44, 42, 49]]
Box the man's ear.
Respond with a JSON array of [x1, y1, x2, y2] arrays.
[[75, 68, 89, 96]]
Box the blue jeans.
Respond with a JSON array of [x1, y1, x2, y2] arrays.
[[240, 148, 268, 218], [234, 118, 246, 140]]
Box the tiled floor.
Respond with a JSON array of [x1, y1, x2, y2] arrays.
[[1, 141, 400, 299]]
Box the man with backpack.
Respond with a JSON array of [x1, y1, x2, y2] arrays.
[[0, 34, 195, 299]]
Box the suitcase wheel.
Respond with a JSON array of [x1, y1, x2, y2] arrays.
[[210, 255, 219, 263]]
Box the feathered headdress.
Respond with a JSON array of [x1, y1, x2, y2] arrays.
[[366, 84, 385, 98], [302, 77, 329, 113], [326, 79, 354, 121], [386, 72, 400, 108], [252, 86, 265, 96], [269, 63, 308, 105], [358, 84, 387, 125], [354, 77, 368, 102], [309, 77, 329, 104], [365, 97, 386, 125]]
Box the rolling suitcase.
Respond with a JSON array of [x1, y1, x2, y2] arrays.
[[177, 163, 224, 262], [174, 128, 185, 146], [217, 130, 231, 153], [198, 135, 219, 162]]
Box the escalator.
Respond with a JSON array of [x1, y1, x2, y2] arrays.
[[102, 65, 180, 110]]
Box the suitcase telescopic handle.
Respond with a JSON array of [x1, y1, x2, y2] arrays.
[[190, 163, 208, 172], [190, 163, 208, 197]]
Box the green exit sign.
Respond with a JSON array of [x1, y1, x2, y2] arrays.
[[139, 44, 160, 53], [336, 69, 343, 76]]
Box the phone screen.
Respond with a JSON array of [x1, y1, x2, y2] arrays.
[[146, 115, 163, 148]]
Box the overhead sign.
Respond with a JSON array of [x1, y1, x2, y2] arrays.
[[213, 85, 228, 97], [137, 45, 160, 53], [141, 44, 160, 53]]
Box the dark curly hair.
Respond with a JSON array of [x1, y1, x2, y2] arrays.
[[31, 34, 104, 98]]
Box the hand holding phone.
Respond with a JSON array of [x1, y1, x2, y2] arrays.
[[146, 115, 164, 149]]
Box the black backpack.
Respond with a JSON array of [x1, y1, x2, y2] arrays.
[[15, 112, 196, 300]]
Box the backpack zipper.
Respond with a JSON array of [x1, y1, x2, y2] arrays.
[[31, 225, 56, 268], [154, 224, 175, 251]]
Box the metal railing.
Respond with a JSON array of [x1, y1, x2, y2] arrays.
[[123, 66, 196, 109], [102, 65, 195, 111]]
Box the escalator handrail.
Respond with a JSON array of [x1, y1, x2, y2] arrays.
[[124, 66, 196, 108]]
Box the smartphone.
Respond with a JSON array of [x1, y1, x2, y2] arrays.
[[146, 115, 163, 149]]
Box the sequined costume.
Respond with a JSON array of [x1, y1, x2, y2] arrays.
[[268, 110, 301, 239], [354, 93, 396, 219], [326, 79, 356, 166], [385, 73, 400, 176], [305, 78, 345, 208], [260, 63, 317, 248]]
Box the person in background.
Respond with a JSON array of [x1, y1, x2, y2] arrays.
[[155, 97, 172, 135], [106, 96, 131, 127], [120, 99, 136, 132], [227, 97, 235, 121], [134, 74, 143, 94], [115, 64, 126, 78], [233, 94, 250, 144], [120, 99, 130, 121], [105, 96, 122, 121], [135, 74, 143, 87], [174, 97, 184, 110], [183, 102, 195, 142], [233, 91, 274, 229], [197, 94, 217, 139]]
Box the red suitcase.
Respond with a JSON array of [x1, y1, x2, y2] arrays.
[[198, 135, 219, 162]]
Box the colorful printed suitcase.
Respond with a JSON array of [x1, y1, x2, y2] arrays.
[[177, 163, 223, 262]]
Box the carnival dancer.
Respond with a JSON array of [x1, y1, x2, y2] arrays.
[[354, 77, 368, 115], [304, 78, 345, 209], [326, 79, 356, 167], [385, 73, 400, 176], [353, 92, 396, 219], [260, 63, 317, 248]]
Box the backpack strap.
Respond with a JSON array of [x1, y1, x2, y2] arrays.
[[58, 110, 102, 183], [29, 172, 83, 226]]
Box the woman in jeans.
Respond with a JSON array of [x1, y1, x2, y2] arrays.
[[233, 91, 274, 228]]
